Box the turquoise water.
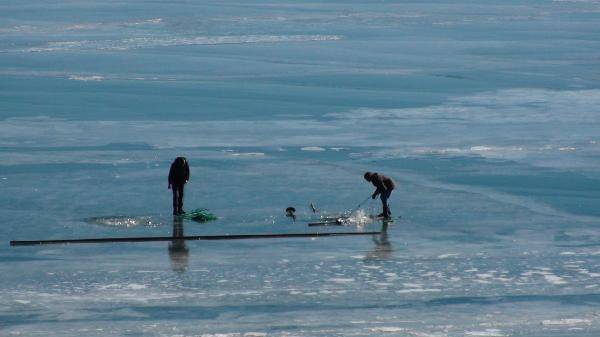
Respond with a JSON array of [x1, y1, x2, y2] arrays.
[[1, 1, 600, 336]]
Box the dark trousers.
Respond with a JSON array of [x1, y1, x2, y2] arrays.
[[172, 184, 185, 214], [380, 189, 392, 218]]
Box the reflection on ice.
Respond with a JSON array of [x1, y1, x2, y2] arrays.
[[365, 222, 393, 260], [168, 217, 189, 274]]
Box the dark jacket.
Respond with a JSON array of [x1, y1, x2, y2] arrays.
[[371, 173, 395, 196], [168, 157, 190, 186]]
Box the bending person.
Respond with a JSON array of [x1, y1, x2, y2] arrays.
[[168, 157, 190, 215], [364, 171, 395, 220]]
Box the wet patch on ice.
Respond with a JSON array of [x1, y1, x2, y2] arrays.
[[85, 216, 161, 228], [344, 209, 374, 227]]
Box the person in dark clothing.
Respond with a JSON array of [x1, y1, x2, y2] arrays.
[[364, 171, 395, 220], [168, 157, 190, 215]]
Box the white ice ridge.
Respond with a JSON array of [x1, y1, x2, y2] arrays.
[[301, 146, 326, 151], [412, 145, 527, 160], [328, 278, 355, 283], [97, 283, 147, 290], [437, 253, 459, 259], [17, 35, 342, 52], [68, 75, 104, 81], [541, 318, 592, 326], [521, 269, 568, 285], [553, 0, 600, 3], [198, 332, 267, 337], [230, 152, 265, 157], [369, 327, 405, 332], [0, 18, 164, 34], [464, 329, 506, 337], [396, 288, 441, 294], [326, 88, 600, 124]]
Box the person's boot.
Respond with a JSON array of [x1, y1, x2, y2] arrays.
[[382, 203, 391, 219], [377, 212, 385, 218], [178, 209, 186, 215]]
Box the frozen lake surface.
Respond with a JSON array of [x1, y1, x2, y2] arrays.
[[1, 0, 600, 336]]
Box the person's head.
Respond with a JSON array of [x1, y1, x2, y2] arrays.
[[364, 171, 373, 182], [174, 157, 187, 166]]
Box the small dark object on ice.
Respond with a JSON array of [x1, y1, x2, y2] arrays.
[[286, 207, 296, 221]]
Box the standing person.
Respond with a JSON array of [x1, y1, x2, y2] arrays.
[[364, 171, 395, 220], [168, 157, 190, 215]]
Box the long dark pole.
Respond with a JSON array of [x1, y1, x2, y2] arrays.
[[10, 231, 381, 246]]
